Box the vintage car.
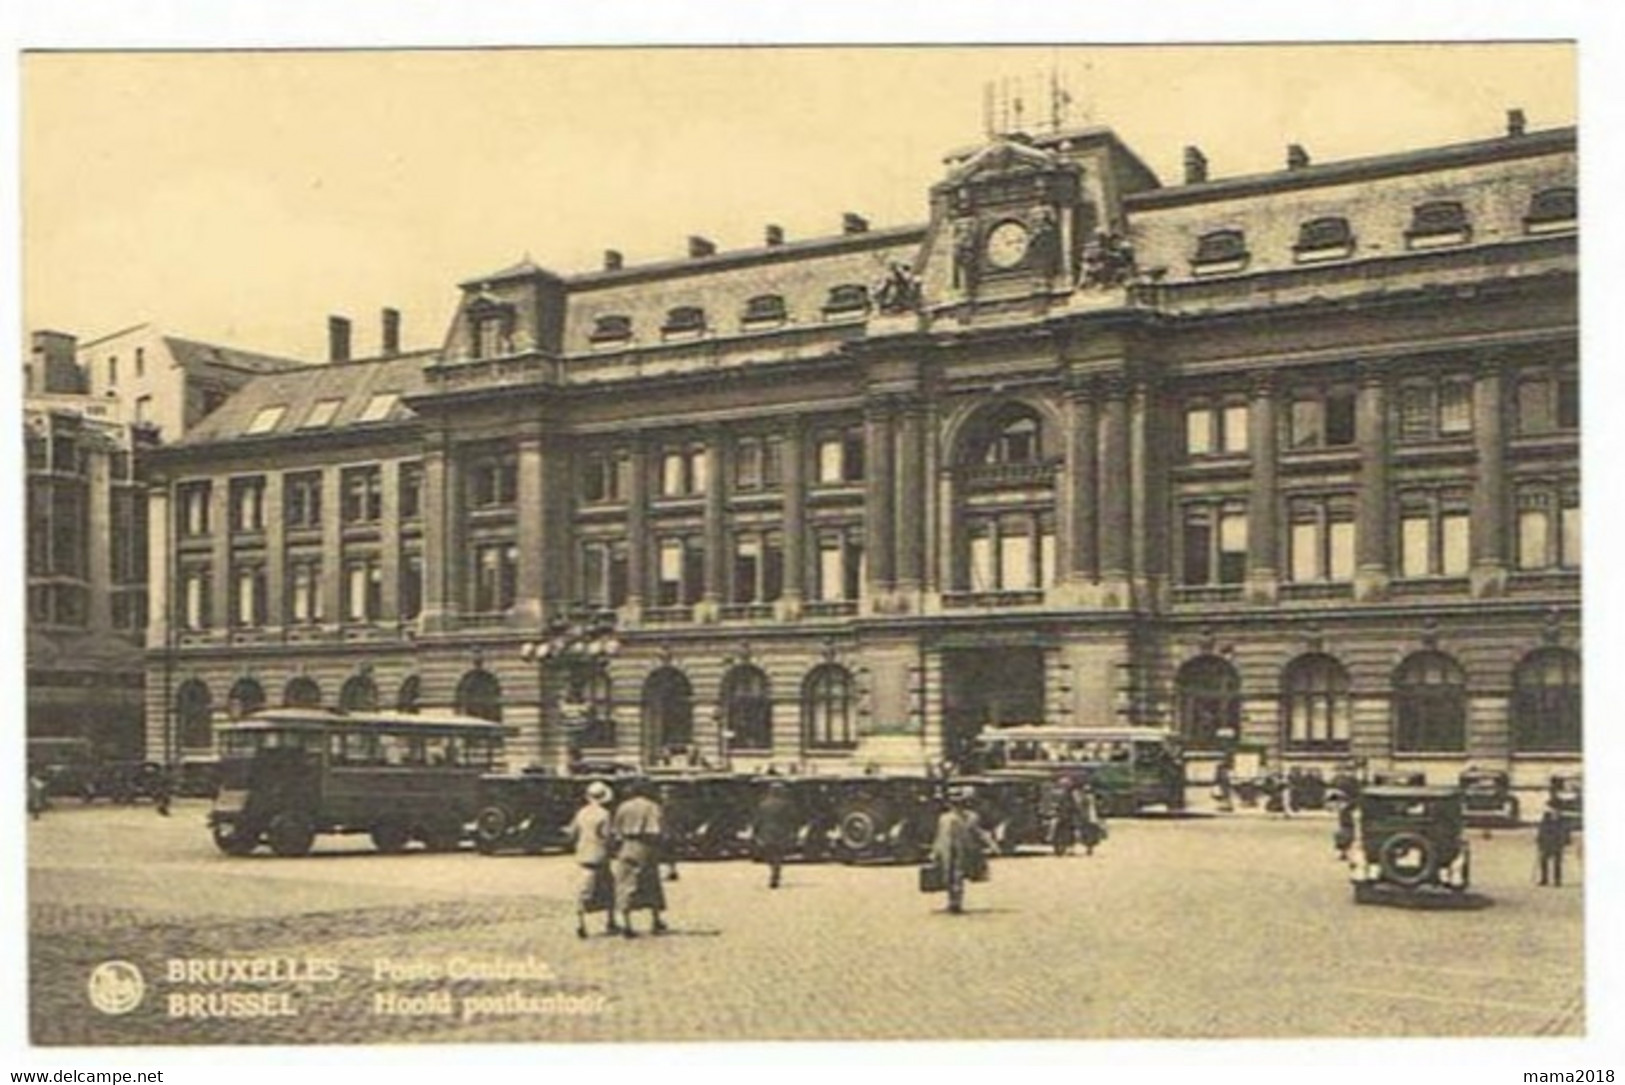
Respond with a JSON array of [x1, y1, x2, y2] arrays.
[[1350, 785, 1476, 906], [1458, 768, 1521, 827]]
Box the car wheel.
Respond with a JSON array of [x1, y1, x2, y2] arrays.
[[370, 819, 412, 854], [267, 813, 316, 858], [1377, 831, 1439, 888], [212, 822, 259, 856], [836, 806, 880, 859], [473, 806, 509, 855]]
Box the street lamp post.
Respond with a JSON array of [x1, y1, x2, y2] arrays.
[[521, 606, 620, 775]]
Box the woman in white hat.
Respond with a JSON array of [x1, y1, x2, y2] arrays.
[[567, 780, 618, 938]]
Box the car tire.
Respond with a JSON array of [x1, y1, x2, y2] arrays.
[[267, 813, 316, 858], [212, 822, 259, 856], [473, 806, 509, 855], [1377, 831, 1439, 888], [836, 806, 880, 860], [370, 819, 412, 854]]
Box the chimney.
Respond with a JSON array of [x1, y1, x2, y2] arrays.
[[1507, 108, 1527, 137], [381, 308, 401, 357], [687, 236, 716, 259], [1287, 144, 1310, 170], [842, 212, 869, 235], [603, 249, 624, 271], [328, 316, 351, 363], [1183, 146, 1208, 184], [765, 224, 785, 247]]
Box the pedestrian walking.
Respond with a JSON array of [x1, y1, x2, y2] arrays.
[[27, 772, 47, 820], [1213, 759, 1235, 813], [1333, 800, 1357, 861], [1075, 782, 1104, 856], [752, 780, 798, 888], [566, 781, 618, 938], [929, 787, 993, 915], [610, 779, 669, 937], [1536, 804, 1570, 887], [153, 766, 173, 817], [1049, 777, 1081, 856]]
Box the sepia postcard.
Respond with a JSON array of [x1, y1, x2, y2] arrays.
[[12, 30, 1611, 1071]]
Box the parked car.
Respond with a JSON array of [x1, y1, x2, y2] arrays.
[[1458, 768, 1521, 827], [1350, 785, 1473, 905]]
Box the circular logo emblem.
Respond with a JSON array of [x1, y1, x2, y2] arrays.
[[87, 961, 145, 1016]]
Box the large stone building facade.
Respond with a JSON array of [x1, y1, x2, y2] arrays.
[[143, 116, 1579, 788]]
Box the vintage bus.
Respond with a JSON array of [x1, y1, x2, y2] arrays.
[[209, 709, 507, 857], [971, 725, 1187, 816]]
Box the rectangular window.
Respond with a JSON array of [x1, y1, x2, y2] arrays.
[[230, 477, 265, 533], [342, 466, 383, 523], [1222, 404, 1249, 454], [1185, 409, 1214, 456], [1441, 512, 1470, 577], [1557, 376, 1579, 430], [399, 462, 423, 520], [400, 553, 424, 620], [819, 538, 848, 602], [1217, 510, 1248, 584], [1561, 501, 1580, 568], [182, 568, 212, 630], [474, 543, 518, 612], [1517, 507, 1549, 571], [661, 452, 686, 496], [1398, 385, 1433, 442], [762, 535, 784, 602], [233, 565, 267, 627], [469, 456, 517, 508], [345, 557, 382, 621], [689, 449, 709, 495], [817, 439, 845, 484], [135, 395, 153, 424], [1039, 524, 1057, 587], [1325, 389, 1357, 446], [179, 483, 211, 537], [681, 540, 705, 605], [658, 539, 684, 606], [1289, 398, 1322, 450], [1400, 514, 1431, 580], [1438, 381, 1472, 436], [288, 559, 323, 623], [1290, 521, 1319, 583], [735, 439, 763, 491], [1182, 510, 1213, 586], [816, 427, 865, 484], [1000, 525, 1034, 592], [285, 472, 323, 529], [733, 536, 761, 603], [1328, 520, 1355, 581], [761, 437, 784, 489]]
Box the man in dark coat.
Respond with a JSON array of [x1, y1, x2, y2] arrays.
[[610, 780, 669, 937], [752, 781, 798, 889], [1536, 805, 1570, 887], [930, 788, 992, 915]]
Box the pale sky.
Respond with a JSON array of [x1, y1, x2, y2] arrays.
[[22, 43, 1576, 362]]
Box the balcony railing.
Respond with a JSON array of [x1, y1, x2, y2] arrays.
[[802, 600, 858, 619], [643, 606, 693, 625], [942, 589, 1045, 609], [1278, 582, 1354, 602], [1171, 584, 1244, 606], [720, 603, 774, 622], [959, 460, 1060, 492]]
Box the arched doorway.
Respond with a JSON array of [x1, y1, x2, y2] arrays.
[[226, 677, 266, 720], [1511, 648, 1580, 753], [720, 664, 772, 752], [642, 667, 694, 763], [455, 669, 503, 722], [283, 676, 322, 709], [396, 674, 422, 714], [1175, 656, 1241, 750], [1392, 651, 1467, 753], [339, 673, 379, 712], [1280, 653, 1351, 752], [176, 680, 213, 750]]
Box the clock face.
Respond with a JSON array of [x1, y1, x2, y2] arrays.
[[985, 220, 1031, 270]]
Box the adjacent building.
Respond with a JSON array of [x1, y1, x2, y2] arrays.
[[142, 113, 1579, 789]]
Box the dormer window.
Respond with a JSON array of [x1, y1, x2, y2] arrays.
[[300, 398, 343, 429], [467, 293, 518, 359], [357, 392, 401, 424], [245, 405, 287, 436], [742, 294, 788, 327], [1293, 217, 1355, 263], [662, 306, 707, 340], [1525, 187, 1576, 235], [822, 283, 870, 318], [1191, 229, 1249, 275], [1405, 201, 1471, 250], [588, 314, 633, 345]]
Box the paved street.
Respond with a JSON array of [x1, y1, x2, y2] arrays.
[[27, 800, 1583, 1044]]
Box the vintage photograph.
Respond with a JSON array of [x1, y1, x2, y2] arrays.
[[19, 42, 1584, 1047]]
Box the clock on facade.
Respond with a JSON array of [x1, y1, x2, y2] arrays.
[[984, 219, 1032, 270]]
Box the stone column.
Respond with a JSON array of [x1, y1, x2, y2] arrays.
[[894, 399, 927, 603], [378, 462, 399, 621], [700, 429, 727, 620], [144, 486, 171, 650], [1470, 356, 1509, 598], [264, 473, 285, 631], [320, 467, 343, 627], [1354, 361, 1391, 602], [210, 478, 232, 631], [1098, 379, 1132, 603], [1062, 382, 1099, 588], [1246, 374, 1281, 604], [864, 404, 896, 604], [623, 436, 649, 624], [515, 431, 547, 626], [420, 436, 461, 633], [778, 418, 806, 619]]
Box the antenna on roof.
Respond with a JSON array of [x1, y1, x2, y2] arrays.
[[1049, 69, 1073, 134]]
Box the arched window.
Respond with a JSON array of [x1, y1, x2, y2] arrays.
[[396, 675, 421, 714], [642, 667, 694, 759], [176, 680, 213, 749], [579, 671, 616, 750], [339, 673, 379, 712], [1176, 656, 1240, 749], [455, 669, 503, 722], [1393, 651, 1466, 753], [1512, 648, 1581, 753], [962, 403, 1047, 466], [226, 677, 265, 720], [1281, 654, 1351, 750], [803, 664, 855, 750], [721, 665, 772, 752], [283, 676, 322, 709]]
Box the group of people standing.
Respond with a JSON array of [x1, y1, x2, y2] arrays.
[[565, 779, 669, 939]]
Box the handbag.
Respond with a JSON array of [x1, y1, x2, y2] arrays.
[[918, 862, 946, 893]]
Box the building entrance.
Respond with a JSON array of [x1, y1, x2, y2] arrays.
[[941, 647, 1045, 768]]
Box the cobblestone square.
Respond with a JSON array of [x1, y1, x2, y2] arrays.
[[27, 800, 1583, 1044]]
